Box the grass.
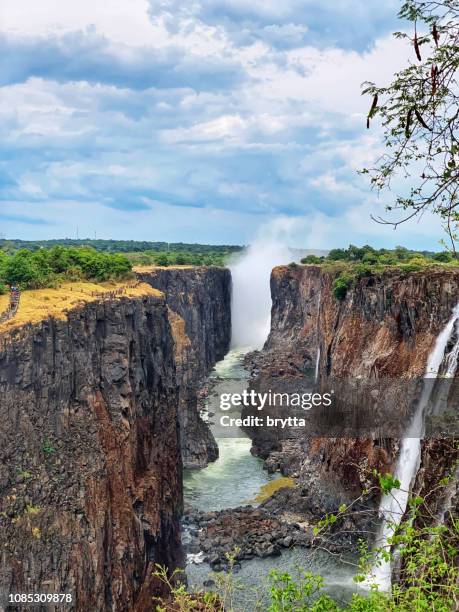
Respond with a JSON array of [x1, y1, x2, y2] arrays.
[[0, 293, 9, 314], [0, 280, 163, 333], [133, 265, 196, 272]]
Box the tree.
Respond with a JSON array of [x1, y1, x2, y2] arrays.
[[363, 0, 459, 253], [327, 248, 348, 261], [301, 254, 323, 264], [155, 254, 169, 266]]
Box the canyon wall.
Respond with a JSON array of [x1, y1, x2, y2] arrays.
[[137, 267, 231, 468], [247, 264, 459, 518], [0, 267, 232, 611], [0, 293, 183, 611]]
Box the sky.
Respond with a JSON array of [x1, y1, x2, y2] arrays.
[[0, 0, 445, 248]]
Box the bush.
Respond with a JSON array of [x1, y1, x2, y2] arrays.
[[328, 248, 348, 261], [0, 247, 132, 290], [433, 251, 454, 263], [174, 254, 187, 265], [333, 273, 353, 300], [155, 254, 170, 267], [400, 256, 430, 273], [301, 255, 323, 264]]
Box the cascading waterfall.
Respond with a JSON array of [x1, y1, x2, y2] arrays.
[[315, 347, 321, 383], [315, 289, 322, 384], [371, 303, 459, 591]]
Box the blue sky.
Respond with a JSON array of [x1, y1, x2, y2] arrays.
[[0, 0, 444, 248]]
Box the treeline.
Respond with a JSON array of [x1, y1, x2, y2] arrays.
[[0, 239, 243, 255], [126, 250, 229, 267], [300, 245, 458, 301], [301, 244, 454, 266], [0, 247, 132, 292]]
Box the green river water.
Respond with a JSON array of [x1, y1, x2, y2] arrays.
[[183, 349, 362, 610]]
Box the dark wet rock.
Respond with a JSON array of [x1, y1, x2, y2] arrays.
[[183, 506, 312, 569]]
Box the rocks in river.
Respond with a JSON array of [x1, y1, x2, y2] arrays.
[[281, 535, 293, 547], [183, 506, 312, 569]]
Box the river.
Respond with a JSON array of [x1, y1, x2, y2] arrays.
[[183, 348, 360, 610]]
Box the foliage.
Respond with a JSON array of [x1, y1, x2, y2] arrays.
[[310, 244, 459, 301], [42, 440, 55, 456], [377, 473, 401, 495], [0, 246, 132, 290], [362, 0, 459, 252], [332, 274, 354, 300], [301, 255, 325, 264], [126, 250, 230, 267], [324, 244, 443, 265], [161, 461, 458, 611], [0, 238, 243, 256]]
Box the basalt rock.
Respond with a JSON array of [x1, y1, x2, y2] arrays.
[[136, 267, 231, 468], [0, 267, 233, 611], [0, 295, 183, 611], [245, 265, 459, 524], [183, 506, 312, 569]]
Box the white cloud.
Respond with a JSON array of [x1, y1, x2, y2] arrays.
[[0, 1, 442, 249], [1, 0, 158, 46]]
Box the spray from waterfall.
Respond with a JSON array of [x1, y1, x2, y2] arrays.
[[371, 304, 459, 591], [229, 224, 294, 350]]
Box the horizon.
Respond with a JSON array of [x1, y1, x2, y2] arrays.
[[0, 236, 447, 254]]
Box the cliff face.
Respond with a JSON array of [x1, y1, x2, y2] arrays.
[[137, 267, 232, 468], [267, 264, 459, 377], [248, 265, 459, 514], [0, 294, 183, 611]]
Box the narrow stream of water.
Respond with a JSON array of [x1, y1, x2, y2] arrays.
[[183, 348, 277, 511], [183, 348, 359, 610]]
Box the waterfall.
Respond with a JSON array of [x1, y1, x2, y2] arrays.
[[315, 347, 321, 383], [371, 303, 459, 591], [315, 289, 322, 384]]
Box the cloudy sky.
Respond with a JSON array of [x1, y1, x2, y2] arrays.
[[0, 0, 444, 248]]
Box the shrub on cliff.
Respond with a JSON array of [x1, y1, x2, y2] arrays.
[[399, 256, 431, 273], [301, 255, 324, 264], [332, 274, 354, 300]]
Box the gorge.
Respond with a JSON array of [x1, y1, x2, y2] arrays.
[[0, 260, 457, 610]]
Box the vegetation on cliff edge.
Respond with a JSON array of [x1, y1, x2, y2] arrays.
[[300, 244, 459, 300], [154, 466, 458, 611], [0, 246, 132, 292]]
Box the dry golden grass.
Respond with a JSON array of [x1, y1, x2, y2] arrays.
[[133, 265, 196, 272], [167, 307, 191, 364], [0, 294, 9, 315], [0, 281, 163, 333]]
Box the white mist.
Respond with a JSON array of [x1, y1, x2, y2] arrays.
[[229, 234, 292, 350]]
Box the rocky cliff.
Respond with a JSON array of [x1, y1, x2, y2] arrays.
[[136, 267, 231, 468], [246, 264, 459, 521], [0, 292, 184, 611]]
